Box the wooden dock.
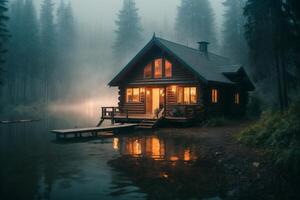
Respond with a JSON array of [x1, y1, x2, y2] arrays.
[[51, 123, 137, 139], [0, 119, 41, 124]]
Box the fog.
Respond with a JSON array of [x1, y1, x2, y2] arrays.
[[61, 0, 224, 95], [45, 0, 225, 104], [1, 0, 226, 115]]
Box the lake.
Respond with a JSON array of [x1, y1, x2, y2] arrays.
[[0, 113, 237, 200]]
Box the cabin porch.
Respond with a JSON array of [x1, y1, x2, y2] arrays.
[[101, 105, 204, 124]]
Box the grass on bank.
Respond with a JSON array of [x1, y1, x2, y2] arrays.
[[238, 98, 300, 177]]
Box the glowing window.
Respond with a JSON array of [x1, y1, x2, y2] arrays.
[[177, 87, 197, 104], [211, 89, 218, 103], [184, 87, 190, 104], [126, 88, 140, 103], [165, 59, 172, 78], [144, 62, 152, 78], [177, 86, 183, 104], [154, 58, 163, 78], [234, 93, 240, 104], [190, 87, 197, 104]]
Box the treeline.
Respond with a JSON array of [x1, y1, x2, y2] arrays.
[[0, 0, 299, 111], [0, 0, 76, 105], [0, 0, 9, 85], [244, 0, 300, 110]]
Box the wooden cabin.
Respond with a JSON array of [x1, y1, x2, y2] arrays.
[[103, 35, 254, 126]]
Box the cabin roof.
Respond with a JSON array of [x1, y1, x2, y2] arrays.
[[109, 36, 254, 90]]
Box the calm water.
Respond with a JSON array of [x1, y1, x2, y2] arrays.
[[0, 113, 230, 200]]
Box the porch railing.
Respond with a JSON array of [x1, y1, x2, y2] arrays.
[[166, 104, 204, 119], [154, 107, 165, 120], [101, 107, 129, 124]]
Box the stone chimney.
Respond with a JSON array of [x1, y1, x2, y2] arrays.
[[198, 41, 209, 53]]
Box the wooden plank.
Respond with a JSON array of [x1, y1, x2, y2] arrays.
[[0, 119, 41, 124], [51, 123, 137, 134]]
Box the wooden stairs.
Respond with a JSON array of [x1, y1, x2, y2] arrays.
[[138, 119, 157, 129], [137, 108, 165, 129]]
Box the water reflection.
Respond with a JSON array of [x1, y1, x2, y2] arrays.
[[113, 136, 198, 162], [108, 135, 218, 199]]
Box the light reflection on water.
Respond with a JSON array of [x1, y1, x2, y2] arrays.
[[0, 115, 209, 200], [113, 136, 198, 162]]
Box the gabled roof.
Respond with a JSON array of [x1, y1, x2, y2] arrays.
[[109, 36, 254, 91]]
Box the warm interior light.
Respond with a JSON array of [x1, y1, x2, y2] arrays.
[[152, 137, 161, 158], [140, 88, 145, 93], [184, 149, 191, 161], [170, 156, 179, 161], [171, 86, 176, 93], [146, 90, 150, 95], [133, 139, 142, 156], [113, 138, 119, 150]]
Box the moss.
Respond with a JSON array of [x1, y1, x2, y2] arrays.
[[238, 98, 300, 178]]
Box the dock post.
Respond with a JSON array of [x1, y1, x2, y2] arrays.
[[111, 108, 115, 125]]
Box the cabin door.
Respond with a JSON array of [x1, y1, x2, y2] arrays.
[[146, 88, 152, 114], [152, 88, 160, 114], [146, 88, 160, 115]]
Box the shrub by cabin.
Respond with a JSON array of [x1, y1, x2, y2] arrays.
[[104, 35, 254, 124]]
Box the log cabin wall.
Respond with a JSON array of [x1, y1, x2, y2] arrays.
[[203, 83, 248, 117], [119, 86, 146, 114], [125, 46, 199, 84]]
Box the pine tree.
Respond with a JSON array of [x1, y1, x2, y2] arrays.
[[4, 0, 40, 103], [40, 0, 56, 103], [175, 0, 217, 51], [22, 0, 40, 101], [6, 0, 24, 103], [0, 0, 9, 85], [56, 0, 76, 95], [222, 0, 247, 64], [244, 0, 300, 109], [57, 0, 75, 47], [113, 0, 143, 66]]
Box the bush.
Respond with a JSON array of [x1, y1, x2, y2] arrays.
[[202, 117, 226, 127], [246, 94, 262, 119], [238, 98, 300, 177]]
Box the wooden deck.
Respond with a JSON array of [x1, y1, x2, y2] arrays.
[[51, 123, 137, 139], [100, 106, 204, 124]]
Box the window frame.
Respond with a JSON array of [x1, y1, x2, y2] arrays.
[[126, 88, 141, 103], [154, 58, 163, 78], [143, 62, 152, 79], [211, 89, 218, 104], [234, 92, 240, 105], [164, 59, 172, 78], [177, 86, 197, 105], [143, 58, 173, 79]]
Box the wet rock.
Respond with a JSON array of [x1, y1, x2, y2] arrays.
[[215, 152, 222, 156], [227, 189, 238, 197], [253, 162, 260, 167]]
